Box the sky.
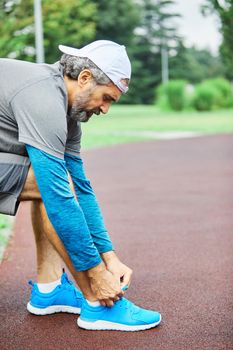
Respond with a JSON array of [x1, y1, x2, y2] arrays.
[[172, 0, 222, 54]]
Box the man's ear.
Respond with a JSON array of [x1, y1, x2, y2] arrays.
[[77, 69, 93, 87]]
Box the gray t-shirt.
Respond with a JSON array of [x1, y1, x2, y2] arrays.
[[0, 58, 81, 159]]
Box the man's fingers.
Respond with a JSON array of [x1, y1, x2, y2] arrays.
[[121, 269, 133, 288], [102, 299, 114, 307], [117, 289, 124, 298], [98, 289, 123, 305]]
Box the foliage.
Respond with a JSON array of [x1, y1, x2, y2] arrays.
[[0, 0, 97, 63], [156, 77, 233, 112], [169, 41, 225, 83], [192, 82, 219, 111], [0, 0, 230, 104], [92, 0, 142, 104], [202, 0, 233, 79], [192, 77, 233, 111], [122, 0, 181, 104], [156, 80, 187, 111], [209, 77, 233, 107], [92, 0, 139, 46]]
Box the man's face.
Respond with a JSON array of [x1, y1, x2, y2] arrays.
[[70, 81, 122, 123]]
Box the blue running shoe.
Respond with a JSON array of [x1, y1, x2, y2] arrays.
[[77, 298, 161, 331], [27, 272, 83, 315]]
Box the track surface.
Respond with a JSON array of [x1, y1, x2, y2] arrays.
[[0, 135, 233, 350]]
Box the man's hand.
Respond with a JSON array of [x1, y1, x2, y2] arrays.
[[87, 262, 124, 307], [101, 251, 133, 290]]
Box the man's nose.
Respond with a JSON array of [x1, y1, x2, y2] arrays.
[[100, 103, 110, 114]]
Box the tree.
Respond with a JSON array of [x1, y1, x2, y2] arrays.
[[91, 0, 142, 104], [122, 0, 181, 104], [169, 41, 225, 83], [202, 0, 233, 79], [0, 0, 97, 63], [92, 0, 140, 46]]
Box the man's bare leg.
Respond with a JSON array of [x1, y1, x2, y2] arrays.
[[31, 200, 97, 301], [20, 167, 98, 301], [31, 201, 63, 283], [19, 167, 62, 283]]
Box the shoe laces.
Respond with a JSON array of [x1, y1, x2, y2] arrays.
[[61, 271, 74, 288], [116, 298, 131, 310], [116, 298, 141, 314], [62, 274, 82, 300]]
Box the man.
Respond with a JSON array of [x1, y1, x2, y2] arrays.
[[0, 40, 161, 331]]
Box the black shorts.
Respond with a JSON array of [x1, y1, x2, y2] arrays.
[[0, 153, 30, 216]]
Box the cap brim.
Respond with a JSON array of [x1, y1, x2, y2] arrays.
[[58, 45, 85, 57]]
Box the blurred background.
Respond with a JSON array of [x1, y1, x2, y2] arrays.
[[1, 0, 233, 105], [0, 0, 233, 254]]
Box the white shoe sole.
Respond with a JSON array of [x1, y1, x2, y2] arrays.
[[77, 315, 161, 331], [27, 302, 81, 315]]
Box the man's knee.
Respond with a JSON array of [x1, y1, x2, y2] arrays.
[[19, 166, 41, 201], [19, 167, 75, 201]]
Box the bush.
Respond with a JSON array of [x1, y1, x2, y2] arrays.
[[156, 78, 233, 111], [192, 82, 219, 111], [156, 80, 187, 111], [210, 78, 233, 108], [192, 78, 233, 111]]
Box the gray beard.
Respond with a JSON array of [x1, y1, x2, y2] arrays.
[[70, 108, 93, 123], [69, 87, 100, 123]]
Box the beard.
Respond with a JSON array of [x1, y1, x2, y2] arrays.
[[69, 87, 100, 123]]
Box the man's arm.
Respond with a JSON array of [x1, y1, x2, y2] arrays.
[[26, 145, 125, 304], [64, 152, 133, 288], [64, 153, 114, 254], [26, 145, 102, 271]]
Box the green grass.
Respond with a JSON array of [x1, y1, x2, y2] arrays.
[[0, 214, 12, 261], [81, 106, 233, 149], [0, 214, 11, 231]]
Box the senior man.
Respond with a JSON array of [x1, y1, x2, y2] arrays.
[[0, 40, 161, 331]]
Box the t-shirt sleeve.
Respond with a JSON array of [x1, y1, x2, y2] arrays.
[[65, 119, 82, 156], [10, 78, 67, 159]]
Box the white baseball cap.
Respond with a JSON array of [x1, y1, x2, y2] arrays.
[[58, 40, 131, 93]]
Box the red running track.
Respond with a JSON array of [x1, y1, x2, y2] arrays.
[[0, 135, 233, 350]]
